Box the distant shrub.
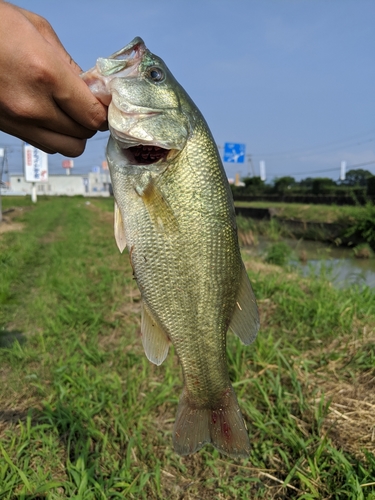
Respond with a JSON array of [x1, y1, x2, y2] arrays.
[[265, 242, 292, 266], [273, 176, 296, 194], [353, 243, 373, 259], [367, 176, 375, 197], [312, 178, 336, 195], [236, 215, 256, 232], [244, 176, 263, 187], [345, 203, 375, 250]]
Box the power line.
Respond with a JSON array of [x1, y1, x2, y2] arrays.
[[346, 160, 375, 169], [251, 130, 375, 160], [287, 167, 340, 176], [277, 160, 375, 178]]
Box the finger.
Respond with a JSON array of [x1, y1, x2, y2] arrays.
[[9, 96, 99, 141], [40, 100, 99, 139], [98, 120, 109, 132], [16, 127, 89, 157], [16, 134, 56, 155], [37, 130, 88, 157], [50, 63, 108, 131]]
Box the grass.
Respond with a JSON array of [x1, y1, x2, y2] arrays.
[[264, 242, 292, 266], [234, 201, 368, 224], [1, 196, 375, 499]]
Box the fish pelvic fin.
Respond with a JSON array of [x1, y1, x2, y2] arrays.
[[229, 264, 260, 345], [173, 385, 250, 459], [141, 301, 170, 365], [114, 200, 127, 253]]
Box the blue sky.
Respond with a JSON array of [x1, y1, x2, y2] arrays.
[[1, 0, 374, 182]]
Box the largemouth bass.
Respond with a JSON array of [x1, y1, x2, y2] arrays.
[[82, 37, 259, 458]]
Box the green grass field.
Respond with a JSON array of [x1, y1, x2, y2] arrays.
[[1, 197, 375, 499]]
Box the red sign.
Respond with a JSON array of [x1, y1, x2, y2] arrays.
[[62, 160, 74, 168], [26, 148, 32, 167]]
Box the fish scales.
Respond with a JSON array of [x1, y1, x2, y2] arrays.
[[116, 122, 239, 403], [82, 37, 259, 458]]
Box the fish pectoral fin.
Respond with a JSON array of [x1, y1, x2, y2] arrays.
[[114, 200, 127, 253], [141, 302, 170, 365], [229, 264, 260, 345], [138, 178, 178, 234]]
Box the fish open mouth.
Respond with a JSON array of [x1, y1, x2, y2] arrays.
[[123, 145, 170, 165]]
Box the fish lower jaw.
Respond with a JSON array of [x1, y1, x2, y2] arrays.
[[109, 128, 170, 165], [121, 144, 170, 165]]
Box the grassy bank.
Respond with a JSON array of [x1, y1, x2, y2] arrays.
[[1, 197, 375, 499], [234, 200, 368, 224]]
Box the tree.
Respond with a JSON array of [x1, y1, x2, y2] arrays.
[[312, 177, 336, 195], [341, 169, 373, 187], [299, 177, 314, 189], [367, 176, 375, 196], [273, 176, 295, 194], [243, 176, 263, 187], [243, 176, 264, 191]]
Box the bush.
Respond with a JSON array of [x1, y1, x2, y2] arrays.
[[353, 243, 373, 259], [345, 203, 375, 249], [312, 178, 336, 195], [265, 242, 292, 266], [367, 176, 375, 196], [273, 176, 296, 194]]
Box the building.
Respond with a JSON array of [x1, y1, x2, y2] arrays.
[[9, 172, 112, 197]]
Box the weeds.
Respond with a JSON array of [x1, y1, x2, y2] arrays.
[[353, 243, 373, 259], [265, 242, 292, 266], [345, 203, 375, 250], [0, 197, 375, 499]]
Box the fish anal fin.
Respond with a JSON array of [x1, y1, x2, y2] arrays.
[[114, 200, 126, 253], [141, 302, 170, 366], [229, 264, 260, 345], [173, 385, 250, 459]]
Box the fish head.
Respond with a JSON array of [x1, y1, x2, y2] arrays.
[[82, 37, 195, 166]]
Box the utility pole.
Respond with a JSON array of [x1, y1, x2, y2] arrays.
[[340, 161, 346, 181], [260, 160, 266, 181], [246, 154, 256, 177], [0, 147, 6, 224]]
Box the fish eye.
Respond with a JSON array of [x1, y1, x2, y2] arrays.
[[148, 67, 165, 83]]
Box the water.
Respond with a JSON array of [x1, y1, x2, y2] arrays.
[[244, 237, 375, 289]]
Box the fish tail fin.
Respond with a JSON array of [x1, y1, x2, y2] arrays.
[[173, 385, 250, 458]]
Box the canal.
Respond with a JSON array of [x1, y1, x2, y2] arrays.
[[243, 237, 375, 288]]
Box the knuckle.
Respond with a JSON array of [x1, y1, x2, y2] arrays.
[[7, 97, 40, 121], [29, 57, 55, 86], [29, 13, 54, 35]]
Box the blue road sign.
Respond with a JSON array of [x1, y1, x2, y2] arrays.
[[223, 142, 246, 163]]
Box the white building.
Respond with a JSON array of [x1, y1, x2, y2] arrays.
[[9, 172, 112, 197]]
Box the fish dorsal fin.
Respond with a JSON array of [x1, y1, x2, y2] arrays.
[[229, 264, 260, 345], [114, 200, 126, 253], [141, 302, 170, 365]]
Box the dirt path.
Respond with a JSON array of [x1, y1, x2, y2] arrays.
[[0, 207, 26, 234]]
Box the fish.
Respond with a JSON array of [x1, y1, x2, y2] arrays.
[[82, 37, 259, 458]]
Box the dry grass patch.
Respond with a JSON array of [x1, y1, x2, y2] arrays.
[[0, 207, 28, 234], [296, 325, 375, 459]]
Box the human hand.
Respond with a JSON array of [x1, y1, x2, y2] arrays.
[[0, 1, 107, 156]]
